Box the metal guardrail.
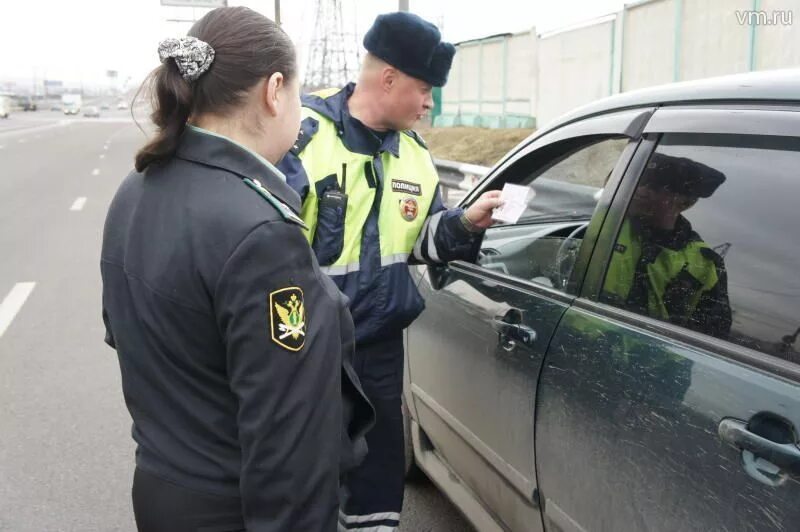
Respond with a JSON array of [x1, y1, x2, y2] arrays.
[[433, 158, 489, 205]]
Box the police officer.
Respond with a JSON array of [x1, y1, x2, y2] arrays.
[[277, 11, 502, 531], [101, 7, 372, 531], [602, 152, 732, 337]]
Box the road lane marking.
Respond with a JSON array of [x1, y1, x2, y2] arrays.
[[0, 145, 4, 149], [0, 282, 36, 339], [92, 169, 100, 176], [70, 197, 87, 211], [103, 145, 109, 150], [18, 139, 25, 143], [99, 154, 105, 159]]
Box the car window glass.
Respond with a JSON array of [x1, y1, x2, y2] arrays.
[[601, 133, 800, 364], [478, 136, 628, 291]]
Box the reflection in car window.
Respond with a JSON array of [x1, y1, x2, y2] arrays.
[[602, 133, 800, 364], [478, 137, 628, 291]]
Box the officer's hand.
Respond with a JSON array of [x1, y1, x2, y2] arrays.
[[463, 190, 503, 230]]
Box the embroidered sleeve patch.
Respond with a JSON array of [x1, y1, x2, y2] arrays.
[[269, 287, 306, 352]]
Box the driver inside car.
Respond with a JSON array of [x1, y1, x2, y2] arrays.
[[600, 152, 732, 338]]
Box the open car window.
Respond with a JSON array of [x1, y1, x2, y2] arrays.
[[478, 136, 628, 292]]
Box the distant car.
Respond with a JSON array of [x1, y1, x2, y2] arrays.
[[404, 69, 800, 532], [100, 104, 110, 110], [83, 106, 100, 118], [50, 105, 61, 112], [117, 101, 129, 110]]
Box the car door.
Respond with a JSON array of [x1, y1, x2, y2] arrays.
[[536, 107, 800, 531], [407, 108, 653, 532]]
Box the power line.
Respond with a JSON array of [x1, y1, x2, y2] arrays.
[[304, 0, 361, 91]]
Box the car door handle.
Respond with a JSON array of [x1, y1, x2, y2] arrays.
[[492, 313, 537, 347], [718, 418, 800, 478]]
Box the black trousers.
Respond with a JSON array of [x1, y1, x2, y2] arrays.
[[132, 467, 244, 532], [341, 335, 405, 531]]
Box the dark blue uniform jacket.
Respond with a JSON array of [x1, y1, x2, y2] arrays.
[[101, 127, 373, 531]]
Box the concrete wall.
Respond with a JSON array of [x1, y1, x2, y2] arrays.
[[436, 0, 800, 129], [537, 18, 616, 127], [437, 31, 537, 128], [680, 0, 752, 81], [621, 0, 676, 91], [756, 0, 800, 70], [507, 31, 538, 117]]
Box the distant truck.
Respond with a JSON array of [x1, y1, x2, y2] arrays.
[[62, 94, 82, 115], [0, 96, 11, 118]]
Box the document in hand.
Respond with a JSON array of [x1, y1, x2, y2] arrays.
[[492, 183, 534, 224]]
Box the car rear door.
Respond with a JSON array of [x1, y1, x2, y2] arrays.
[[407, 108, 652, 531], [535, 107, 800, 531]]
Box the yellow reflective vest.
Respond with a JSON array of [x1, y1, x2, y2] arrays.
[[602, 217, 730, 335], [277, 84, 482, 343]]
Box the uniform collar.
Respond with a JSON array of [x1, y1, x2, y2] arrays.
[[186, 124, 287, 180], [176, 125, 302, 214], [302, 82, 401, 158], [634, 215, 699, 250]]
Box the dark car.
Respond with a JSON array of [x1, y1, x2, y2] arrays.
[[21, 98, 37, 111], [404, 69, 800, 532]]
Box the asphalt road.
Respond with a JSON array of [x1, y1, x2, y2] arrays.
[[0, 110, 475, 532]]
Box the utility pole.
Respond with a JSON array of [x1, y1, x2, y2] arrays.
[[275, 0, 281, 25], [399, 0, 409, 11]]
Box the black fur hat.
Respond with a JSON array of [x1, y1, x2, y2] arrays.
[[363, 12, 456, 87]]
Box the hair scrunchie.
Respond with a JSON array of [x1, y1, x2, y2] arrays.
[[158, 36, 215, 82]]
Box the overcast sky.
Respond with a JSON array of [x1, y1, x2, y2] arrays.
[[1, 0, 627, 90]]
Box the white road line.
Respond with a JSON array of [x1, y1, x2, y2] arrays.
[[18, 139, 25, 144], [103, 145, 109, 150], [0, 282, 36, 339], [70, 197, 87, 211], [99, 154, 105, 159], [92, 168, 100, 176], [0, 145, 4, 149]]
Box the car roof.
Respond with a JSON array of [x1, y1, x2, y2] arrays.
[[537, 68, 800, 139]]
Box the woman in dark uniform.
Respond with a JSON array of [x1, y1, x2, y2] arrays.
[[100, 7, 372, 532]]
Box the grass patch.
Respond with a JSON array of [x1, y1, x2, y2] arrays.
[[417, 126, 535, 166]]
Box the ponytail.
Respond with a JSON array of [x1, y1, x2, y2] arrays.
[[133, 7, 296, 173], [134, 61, 193, 172]]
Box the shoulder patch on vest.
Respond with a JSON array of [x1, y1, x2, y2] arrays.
[[242, 178, 308, 230], [310, 87, 343, 99], [290, 116, 319, 156], [302, 88, 342, 118], [699, 246, 724, 268], [403, 129, 428, 150]]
